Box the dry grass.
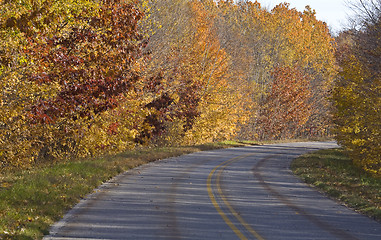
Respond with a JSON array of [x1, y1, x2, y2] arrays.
[[292, 148, 381, 222]]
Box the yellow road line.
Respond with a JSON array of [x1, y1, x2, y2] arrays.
[[207, 165, 248, 240], [207, 154, 265, 240], [216, 156, 266, 240]]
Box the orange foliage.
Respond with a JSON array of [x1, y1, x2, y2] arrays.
[[257, 66, 311, 140], [0, 0, 339, 168]]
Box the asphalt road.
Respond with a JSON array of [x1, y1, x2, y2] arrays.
[[44, 142, 381, 240]]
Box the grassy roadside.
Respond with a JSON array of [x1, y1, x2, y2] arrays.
[[0, 141, 248, 240], [291, 148, 381, 222]]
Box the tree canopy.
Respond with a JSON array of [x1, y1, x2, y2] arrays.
[[1, 0, 339, 169]]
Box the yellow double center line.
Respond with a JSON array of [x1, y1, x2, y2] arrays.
[[207, 154, 265, 240]]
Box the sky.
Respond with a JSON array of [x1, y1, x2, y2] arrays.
[[256, 0, 352, 33]]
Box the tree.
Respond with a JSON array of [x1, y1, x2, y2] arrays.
[[265, 3, 337, 138], [182, 0, 249, 144], [0, 0, 99, 167], [214, 1, 337, 139], [1, 0, 148, 167], [332, 0, 381, 174], [136, 0, 250, 145], [256, 66, 311, 140]]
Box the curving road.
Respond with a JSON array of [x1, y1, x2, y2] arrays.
[[45, 142, 381, 240]]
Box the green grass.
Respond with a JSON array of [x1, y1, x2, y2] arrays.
[[291, 148, 381, 222], [0, 141, 247, 240]]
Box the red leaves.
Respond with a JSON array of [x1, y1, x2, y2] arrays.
[[270, 66, 311, 107], [26, 0, 145, 124], [257, 66, 311, 140], [107, 122, 119, 136], [3, 1, 52, 36]]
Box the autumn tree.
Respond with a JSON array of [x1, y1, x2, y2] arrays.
[[182, 0, 250, 144], [332, 0, 381, 174], [0, 0, 100, 167], [256, 66, 311, 140], [1, 0, 148, 167], [213, 1, 337, 140], [212, 1, 276, 139], [1, 0, 342, 168], [137, 0, 250, 145], [262, 3, 337, 138]]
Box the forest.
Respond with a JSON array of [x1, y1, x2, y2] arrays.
[[0, 0, 379, 175]]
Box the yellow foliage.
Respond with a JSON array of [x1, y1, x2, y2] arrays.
[[333, 29, 381, 175]]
